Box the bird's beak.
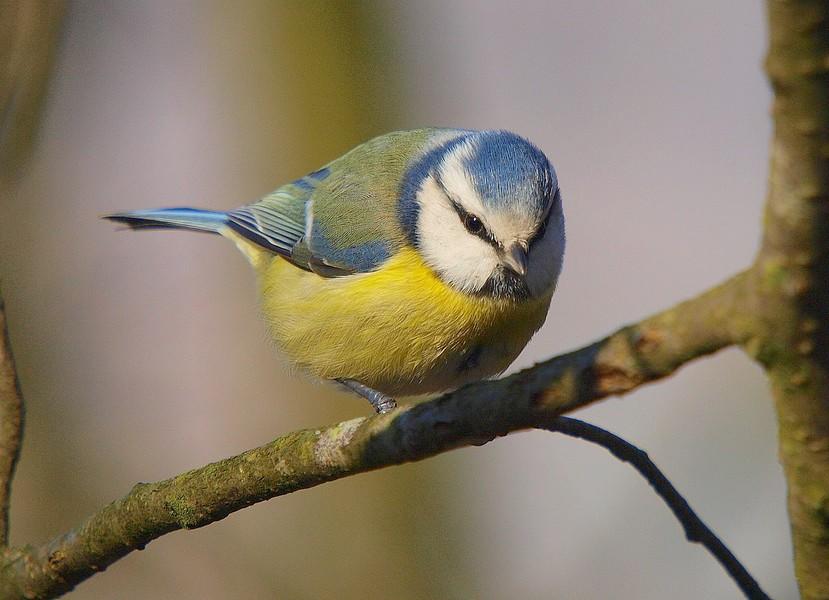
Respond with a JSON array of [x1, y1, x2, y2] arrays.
[[502, 241, 528, 277]]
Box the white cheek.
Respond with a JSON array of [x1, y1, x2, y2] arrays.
[[526, 208, 565, 297], [416, 178, 499, 293]]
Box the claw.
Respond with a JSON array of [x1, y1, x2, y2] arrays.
[[337, 379, 398, 414]]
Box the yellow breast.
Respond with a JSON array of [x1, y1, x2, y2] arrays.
[[234, 235, 551, 396]]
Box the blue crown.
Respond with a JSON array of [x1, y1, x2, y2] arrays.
[[465, 130, 556, 218]]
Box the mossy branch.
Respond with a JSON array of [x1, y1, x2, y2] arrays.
[[0, 286, 23, 549], [0, 272, 752, 599], [2, 1, 829, 598], [0, 0, 64, 550], [758, 2, 829, 598]]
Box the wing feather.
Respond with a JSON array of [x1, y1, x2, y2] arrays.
[[226, 205, 302, 257], [224, 129, 456, 277]]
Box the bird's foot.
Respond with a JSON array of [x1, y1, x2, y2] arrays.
[[337, 379, 398, 414]]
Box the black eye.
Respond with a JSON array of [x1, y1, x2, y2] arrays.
[[464, 214, 484, 234]]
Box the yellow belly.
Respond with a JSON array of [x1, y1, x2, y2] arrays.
[[236, 237, 551, 396]]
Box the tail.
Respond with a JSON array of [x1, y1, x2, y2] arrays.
[[104, 207, 228, 233]]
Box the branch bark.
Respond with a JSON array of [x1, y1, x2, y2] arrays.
[[0, 272, 751, 599], [760, 3, 829, 598], [0, 0, 63, 556], [0, 286, 23, 548], [1, 2, 828, 599]]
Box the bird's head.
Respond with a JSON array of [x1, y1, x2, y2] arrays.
[[400, 130, 565, 301]]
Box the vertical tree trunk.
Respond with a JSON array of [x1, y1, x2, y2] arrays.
[[761, 2, 829, 598], [0, 0, 63, 549]]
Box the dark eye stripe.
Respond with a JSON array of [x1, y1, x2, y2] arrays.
[[434, 173, 500, 248], [450, 199, 499, 247]]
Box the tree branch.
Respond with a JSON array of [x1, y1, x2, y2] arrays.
[[0, 285, 23, 549], [0, 2, 824, 598], [545, 417, 771, 600], [0, 0, 64, 552], [758, 2, 829, 597], [0, 271, 751, 599]]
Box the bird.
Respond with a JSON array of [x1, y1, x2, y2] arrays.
[[106, 128, 565, 414]]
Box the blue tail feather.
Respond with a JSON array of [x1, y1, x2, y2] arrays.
[[104, 207, 228, 233]]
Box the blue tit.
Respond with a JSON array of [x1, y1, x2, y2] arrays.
[[106, 128, 565, 413]]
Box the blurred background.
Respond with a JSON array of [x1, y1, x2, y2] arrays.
[[0, 1, 795, 598]]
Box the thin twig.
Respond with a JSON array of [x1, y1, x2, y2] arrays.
[[543, 416, 772, 600], [0, 284, 24, 547]]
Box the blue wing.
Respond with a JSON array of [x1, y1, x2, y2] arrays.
[[227, 167, 377, 277], [226, 130, 460, 276], [226, 193, 307, 258], [110, 130, 461, 278]]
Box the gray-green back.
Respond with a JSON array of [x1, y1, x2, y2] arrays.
[[226, 128, 462, 276]]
